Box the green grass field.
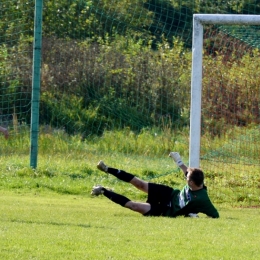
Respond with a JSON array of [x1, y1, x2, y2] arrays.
[[1, 191, 260, 260], [0, 130, 259, 259]]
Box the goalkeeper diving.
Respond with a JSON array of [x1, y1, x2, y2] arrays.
[[91, 152, 219, 218]]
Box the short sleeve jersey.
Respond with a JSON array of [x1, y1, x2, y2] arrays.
[[165, 184, 219, 218]]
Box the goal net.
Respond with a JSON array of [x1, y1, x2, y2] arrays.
[[0, 0, 34, 143], [190, 14, 260, 204]]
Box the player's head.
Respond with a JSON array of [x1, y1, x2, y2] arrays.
[[186, 167, 204, 187]]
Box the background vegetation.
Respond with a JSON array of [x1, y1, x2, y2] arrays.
[[0, 0, 259, 137]]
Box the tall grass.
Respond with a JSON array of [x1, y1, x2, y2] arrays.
[[0, 125, 259, 206]]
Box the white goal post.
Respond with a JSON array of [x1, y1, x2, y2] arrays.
[[189, 14, 260, 168]]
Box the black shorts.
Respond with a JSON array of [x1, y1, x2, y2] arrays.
[[143, 183, 173, 217]]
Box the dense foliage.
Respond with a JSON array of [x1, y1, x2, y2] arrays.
[[2, 0, 260, 45], [0, 0, 259, 137]]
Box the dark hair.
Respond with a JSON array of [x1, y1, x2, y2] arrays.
[[188, 167, 204, 186]]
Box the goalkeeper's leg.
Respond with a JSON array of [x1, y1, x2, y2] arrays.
[[97, 161, 149, 193], [93, 186, 151, 214]]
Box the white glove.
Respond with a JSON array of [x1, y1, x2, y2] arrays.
[[188, 213, 199, 218], [169, 152, 184, 166]]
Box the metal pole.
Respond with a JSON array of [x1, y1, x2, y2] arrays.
[[189, 15, 203, 168], [30, 0, 43, 168]]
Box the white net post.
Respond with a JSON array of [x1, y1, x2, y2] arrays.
[[189, 14, 260, 168]]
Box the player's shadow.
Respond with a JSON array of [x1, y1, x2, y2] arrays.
[[8, 219, 114, 229]]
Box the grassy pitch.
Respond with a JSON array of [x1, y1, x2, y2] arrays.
[[0, 191, 259, 260]]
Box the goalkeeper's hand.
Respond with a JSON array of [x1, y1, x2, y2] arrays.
[[169, 152, 184, 167]]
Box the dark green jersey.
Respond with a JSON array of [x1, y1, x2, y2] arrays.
[[165, 184, 219, 218]]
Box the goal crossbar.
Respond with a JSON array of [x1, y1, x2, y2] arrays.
[[189, 14, 260, 167]]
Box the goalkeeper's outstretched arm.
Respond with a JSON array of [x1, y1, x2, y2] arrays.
[[169, 152, 187, 174]]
